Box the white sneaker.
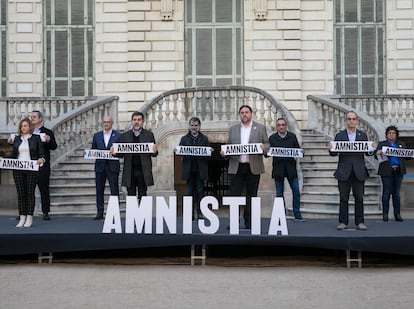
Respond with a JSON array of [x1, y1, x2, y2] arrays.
[[16, 215, 26, 228], [23, 215, 33, 228]]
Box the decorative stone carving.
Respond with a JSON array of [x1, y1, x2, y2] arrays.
[[161, 0, 174, 21], [254, 0, 267, 21]]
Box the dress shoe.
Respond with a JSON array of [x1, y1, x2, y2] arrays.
[[336, 223, 347, 230], [382, 214, 388, 222], [93, 214, 104, 220], [294, 216, 306, 222], [395, 215, 404, 222], [43, 213, 51, 220], [357, 223, 367, 230]]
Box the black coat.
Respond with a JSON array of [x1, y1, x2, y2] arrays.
[[118, 129, 158, 188], [268, 131, 300, 181], [330, 129, 371, 181], [179, 132, 209, 181], [375, 140, 407, 176], [12, 134, 45, 161], [37, 126, 57, 161]]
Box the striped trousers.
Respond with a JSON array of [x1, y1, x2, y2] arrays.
[[13, 170, 38, 215]]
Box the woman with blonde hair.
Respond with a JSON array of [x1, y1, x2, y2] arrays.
[[10, 118, 45, 227]]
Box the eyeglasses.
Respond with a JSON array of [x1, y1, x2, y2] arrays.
[[347, 118, 357, 120]]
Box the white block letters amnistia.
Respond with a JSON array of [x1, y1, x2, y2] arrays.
[[102, 196, 288, 235]]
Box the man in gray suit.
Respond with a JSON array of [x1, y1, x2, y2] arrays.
[[221, 105, 269, 229], [113, 111, 158, 201], [329, 111, 374, 231]]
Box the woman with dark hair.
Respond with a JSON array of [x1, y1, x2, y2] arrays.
[[10, 118, 45, 228], [375, 125, 407, 222]]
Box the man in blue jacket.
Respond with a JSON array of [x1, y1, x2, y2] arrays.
[[92, 116, 121, 220]]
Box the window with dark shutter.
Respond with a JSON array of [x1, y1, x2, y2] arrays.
[[44, 0, 94, 96], [334, 0, 385, 95], [185, 0, 243, 87]]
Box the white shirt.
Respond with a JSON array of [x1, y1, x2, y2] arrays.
[[18, 134, 31, 160], [240, 122, 252, 163], [103, 130, 112, 148]]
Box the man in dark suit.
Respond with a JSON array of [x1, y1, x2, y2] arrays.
[[113, 111, 158, 201], [92, 116, 121, 220], [179, 117, 210, 219], [31, 110, 57, 220], [220, 105, 269, 229], [329, 111, 373, 231]]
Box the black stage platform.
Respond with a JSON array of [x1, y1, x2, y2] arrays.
[[1, 215, 413, 257]]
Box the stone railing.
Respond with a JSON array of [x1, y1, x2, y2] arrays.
[[0, 96, 96, 134], [307, 95, 387, 142], [308, 94, 414, 138], [46, 96, 119, 167], [141, 86, 301, 137]]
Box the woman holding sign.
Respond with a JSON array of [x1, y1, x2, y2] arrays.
[[375, 126, 408, 222], [11, 118, 45, 228]]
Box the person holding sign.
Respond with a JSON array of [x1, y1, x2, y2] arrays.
[[220, 105, 269, 229], [10, 118, 46, 228], [329, 111, 374, 231], [268, 118, 304, 221], [91, 116, 121, 220], [178, 117, 210, 219], [375, 126, 408, 222], [112, 112, 158, 201], [30, 110, 57, 220]]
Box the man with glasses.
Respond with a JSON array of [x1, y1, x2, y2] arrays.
[[329, 111, 373, 231]]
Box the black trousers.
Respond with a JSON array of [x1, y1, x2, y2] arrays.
[[127, 168, 147, 201], [13, 170, 38, 216], [229, 163, 260, 226], [338, 170, 365, 225], [37, 162, 51, 214]]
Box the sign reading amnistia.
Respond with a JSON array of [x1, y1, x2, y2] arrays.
[[84, 149, 119, 160], [221, 143, 263, 155], [382, 146, 414, 158], [267, 147, 303, 158], [0, 157, 39, 171], [329, 141, 375, 152], [175, 146, 212, 156], [112, 143, 154, 154]]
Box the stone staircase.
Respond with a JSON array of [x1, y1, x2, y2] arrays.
[[48, 145, 124, 215], [299, 129, 382, 217]]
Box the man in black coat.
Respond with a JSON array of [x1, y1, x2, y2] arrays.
[[179, 117, 210, 219], [329, 111, 373, 231], [31, 110, 57, 220], [113, 112, 158, 201], [269, 117, 304, 221]]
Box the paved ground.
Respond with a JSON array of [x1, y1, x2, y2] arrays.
[[1, 209, 414, 308], [1, 264, 414, 309]]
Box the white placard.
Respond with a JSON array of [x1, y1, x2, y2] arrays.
[[267, 147, 303, 158], [382, 146, 414, 158], [329, 141, 375, 152], [33, 132, 46, 142], [84, 149, 119, 160], [0, 157, 39, 171], [175, 146, 212, 156], [221, 143, 263, 155], [112, 142, 154, 154]]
